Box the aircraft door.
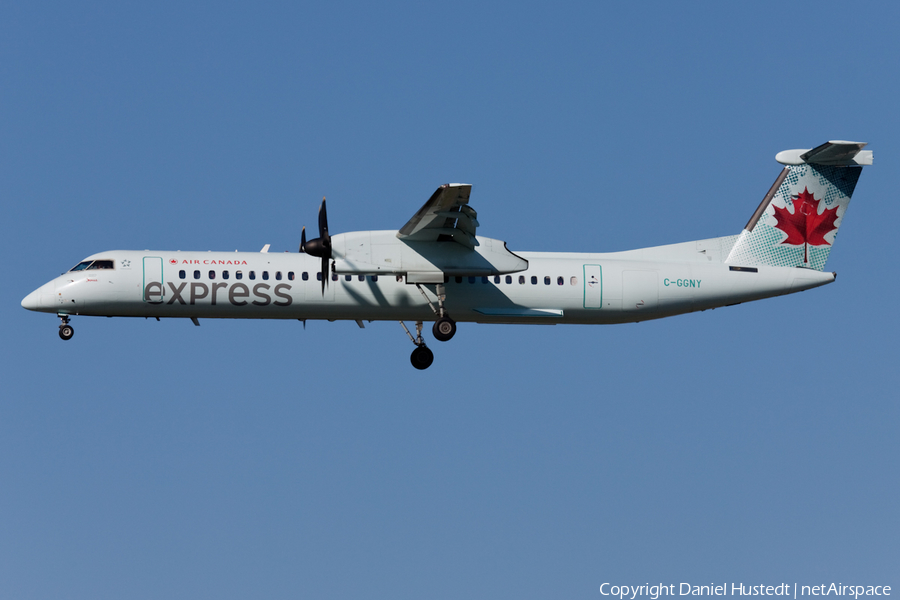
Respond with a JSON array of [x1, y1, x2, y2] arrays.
[[583, 264, 603, 308], [622, 270, 658, 311], [142, 256, 165, 304]]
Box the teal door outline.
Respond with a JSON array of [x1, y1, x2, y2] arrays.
[[583, 264, 602, 308]]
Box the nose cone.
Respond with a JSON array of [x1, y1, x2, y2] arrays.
[[21, 288, 42, 311]]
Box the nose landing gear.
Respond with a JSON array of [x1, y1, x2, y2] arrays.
[[58, 314, 74, 340]]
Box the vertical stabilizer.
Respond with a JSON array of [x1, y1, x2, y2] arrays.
[[725, 141, 870, 271]]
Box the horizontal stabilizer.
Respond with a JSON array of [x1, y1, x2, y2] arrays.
[[776, 141, 873, 166]]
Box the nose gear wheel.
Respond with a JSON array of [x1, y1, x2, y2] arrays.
[[58, 315, 74, 340]]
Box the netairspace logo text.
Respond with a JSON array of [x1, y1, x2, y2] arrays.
[[600, 584, 891, 600]]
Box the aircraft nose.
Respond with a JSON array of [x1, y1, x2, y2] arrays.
[[21, 288, 42, 311]]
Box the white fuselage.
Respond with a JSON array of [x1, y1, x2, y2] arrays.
[[21, 235, 835, 326]]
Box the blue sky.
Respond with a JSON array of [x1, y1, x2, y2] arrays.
[[2, 2, 898, 598]]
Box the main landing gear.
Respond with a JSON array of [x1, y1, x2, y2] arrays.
[[400, 321, 434, 370], [58, 314, 74, 341], [432, 316, 456, 342], [415, 282, 457, 342], [401, 283, 459, 369]]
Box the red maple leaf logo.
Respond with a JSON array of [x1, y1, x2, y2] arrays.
[[772, 188, 839, 264]]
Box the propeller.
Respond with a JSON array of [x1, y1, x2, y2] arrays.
[[300, 197, 332, 294]]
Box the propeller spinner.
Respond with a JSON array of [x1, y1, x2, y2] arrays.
[[301, 198, 332, 294]]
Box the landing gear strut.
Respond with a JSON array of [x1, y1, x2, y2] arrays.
[[400, 320, 434, 370], [58, 314, 74, 341], [400, 282, 462, 368], [415, 282, 457, 342]]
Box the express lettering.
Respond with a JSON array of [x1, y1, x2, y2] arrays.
[[144, 282, 164, 304], [157, 281, 293, 306]]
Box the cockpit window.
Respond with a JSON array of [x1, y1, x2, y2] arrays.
[[69, 261, 93, 271], [86, 260, 114, 270]]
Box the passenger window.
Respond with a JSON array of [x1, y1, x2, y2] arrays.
[[455, 276, 462, 283], [262, 271, 269, 280], [70, 261, 93, 271], [236, 271, 243, 280], [344, 275, 351, 281], [505, 275, 512, 284], [570, 276, 578, 285], [276, 271, 282, 280], [223, 270, 229, 280], [194, 270, 201, 280], [544, 276, 551, 285], [482, 277, 489, 284], [332, 273, 338, 281], [370, 275, 378, 282], [494, 276, 501, 284], [467, 276, 475, 284], [317, 272, 322, 281], [249, 271, 256, 280], [288, 272, 295, 281], [179, 270, 186, 279], [302, 272, 309, 281], [209, 270, 215, 279], [531, 276, 537, 285], [519, 276, 525, 284], [557, 276, 564, 286]]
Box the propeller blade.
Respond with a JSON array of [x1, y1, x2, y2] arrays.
[[302, 197, 333, 295], [318, 198, 329, 240]]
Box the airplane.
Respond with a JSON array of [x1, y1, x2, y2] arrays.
[[22, 140, 872, 370]]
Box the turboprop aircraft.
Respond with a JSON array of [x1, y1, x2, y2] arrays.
[[22, 141, 872, 369]]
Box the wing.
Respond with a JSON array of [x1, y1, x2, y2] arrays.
[[397, 183, 479, 249]]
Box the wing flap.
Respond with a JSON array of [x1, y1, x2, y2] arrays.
[[398, 184, 477, 247]]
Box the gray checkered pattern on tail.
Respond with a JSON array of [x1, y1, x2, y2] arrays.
[[725, 142, 869, 271]]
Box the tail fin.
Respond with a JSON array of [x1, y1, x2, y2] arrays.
[[725, 141, 872, 271]]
